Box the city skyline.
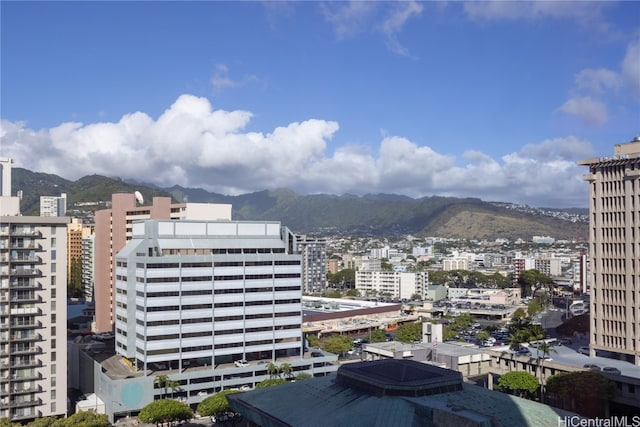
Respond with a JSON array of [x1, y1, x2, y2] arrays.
[[1, 1, 639, 208]]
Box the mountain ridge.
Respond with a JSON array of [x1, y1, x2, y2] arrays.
[[10, 168, 588, 240]]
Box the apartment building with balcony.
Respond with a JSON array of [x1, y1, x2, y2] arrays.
[[579, 137, 640, 365], [356, 270, 428, 300], [1, 158, 69, 422]]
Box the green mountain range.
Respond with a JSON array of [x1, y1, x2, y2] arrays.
[[10, 168, 588, 241]]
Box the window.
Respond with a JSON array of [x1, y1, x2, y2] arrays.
[[51, 352, 56, 361], [51, 376, 56, 387], [51, 263, 56, 273], [51, 288, 56, 298], [51, 250, 56, 260], [51, 364, 56, 374]]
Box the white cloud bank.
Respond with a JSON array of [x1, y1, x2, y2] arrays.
[[0, 94, 593, 208]]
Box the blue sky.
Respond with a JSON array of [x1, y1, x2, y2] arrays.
[[1, 1, 639, 208]]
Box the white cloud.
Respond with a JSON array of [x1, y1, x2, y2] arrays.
[[211, 64, 257, 92], [0, 95, 594, 207], [558, 96, 608, 126], [321, 1, 422, 56], [621, 36, 640, 100], [575, 69, 621, 94], [463, 1, 608, 28]]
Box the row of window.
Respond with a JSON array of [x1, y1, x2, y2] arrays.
[[142, 336, 301, 355], [136, 311, 301, 327], [137, 286, 301, 298], [144, 273, 301, 283], [138, 324, 299, 341], [138, 299, 301, 312]]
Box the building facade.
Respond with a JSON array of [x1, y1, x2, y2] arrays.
[[0, 159, 69, 422], [81, 235, 96, 303], [579, 137, 640, 365], [94, 193, 232, 332], [295, 235, 327, 293], [114, 219, 303, 371], [39, 194, 67, 217], [356, 270, 428, 300]]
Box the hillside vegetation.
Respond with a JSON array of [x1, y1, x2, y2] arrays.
[[11, 168, 588, 240]]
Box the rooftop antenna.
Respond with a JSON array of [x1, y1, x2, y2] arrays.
[[134, 191, 144, 205]]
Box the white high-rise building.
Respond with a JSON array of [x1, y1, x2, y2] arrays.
[[356, 270, 428, 300], [39, 194, 67, 217], [114, 219, 304, 371], [579, 137, 640, 365], [81, 234, 96, 302], [295, 235, 327, 293]]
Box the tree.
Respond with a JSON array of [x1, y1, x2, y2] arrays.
[[279, 362, 293, 380], [154, 374, 171, 398], [255, 378, 287, 389], [367, 329, 387, 343], [410, 293, 422, 300], [266, 362, 279, 379], [536, 341, 557, 401], [138, 399, 193, 427], [345, 289, 359, 297], [307, 334, 320, 348], [322, 335, 353, 354], [395, 322, 422, 343], [51, 412, 110, 427], [28, 418, 57, 427], [295, 372, 313, 381], [197, 390, 241, 419], [545, 371, 615, 418], [67, 257, 83, 299], [496, 371, 539, 399], [511, 307, 528, 323]]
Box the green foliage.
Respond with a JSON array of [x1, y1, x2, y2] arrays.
[[138, 399, 192, 425], [154, 374, 181, 398], [254, 378, 287, 389], [68, 257, 83, 299], [496, 371, 539, 398], [327, 269, 356, 287], [345, 289, 360, 297], [395, 322, 422, 343], [295, 372, 313, 381], [266, 362, 279, 378], [545, 371, 615, 417], [367, 329, 387, 343], [197, 390, 240, 417], [527, 300, 543, 318], [52, 411, 110, 427], [511, 307, 527, 321], [410, 293, 422, 300], [28, 418, 57, 427], [380, 259, 393, 271], [13, 167, 587, 240], [427, 270, 511, 289], [518, 269, 553, 297], [307, 334, 320, 348], [280, 363, 293, 379], [322, 335, 353, 354]]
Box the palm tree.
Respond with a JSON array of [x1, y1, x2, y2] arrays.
[[536, 341, 557, 402], [154, 374, 169, 398], [266, 362, 279, 379], [279, 363, 293, 380], [167, 378, 181, 399]]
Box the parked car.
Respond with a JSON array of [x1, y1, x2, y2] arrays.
[[559, 338, 572, 345], [578, 346, 590, 355], [234, 359, 250, 367], [516, 348, 532, 357], [311, 351, 323, 357], [583, 364, 601, 371], [602, 367, 621, 375]]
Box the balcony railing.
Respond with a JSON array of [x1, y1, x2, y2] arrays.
[[10, 359, 42, 368], [10, 295, 42, 304], [9, 256, 41, 264], [9, 321, 42, 330], [8, 229, 42, 238], [0, 397, 42, 409], [9, 333, 41, 343], [8, 269, 42, 278]]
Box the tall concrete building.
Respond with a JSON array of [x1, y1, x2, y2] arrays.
[[81, 235, 95, 302], [94, 193, 232, 332], [579, 137, 640, 365], [39, 194, 67, 217], [295, 235, 327, 293], [115, 219, 303, 370], [66, 219, 93, 290], [0, 158, 70, 422]]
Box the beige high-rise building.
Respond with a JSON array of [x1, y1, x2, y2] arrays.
[[66, 219, 93, 291], [93, 193, 232, 332], [579, 137, 640, 365], [0, 158, 69, 422]]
